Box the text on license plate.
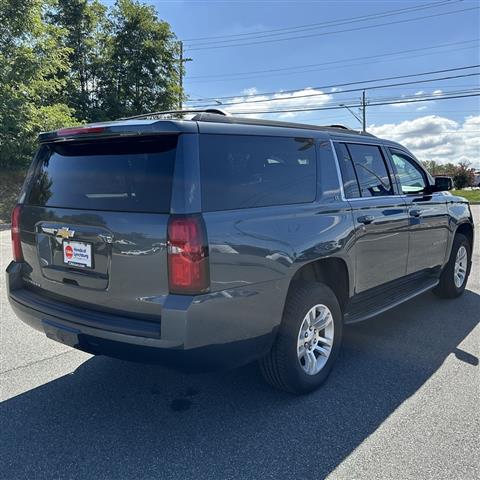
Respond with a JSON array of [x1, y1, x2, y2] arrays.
[[63, 241, 92, 268]]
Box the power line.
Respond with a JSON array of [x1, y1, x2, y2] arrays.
[[365, 88, 480, 104], [185, 6, 479, 51], [254, 88, 480, 107], [185, 39, 479, 81], [298, 108, 480, 124], [189, 87, 480, 113], [186, 45, 479, 85], [309, 109, 480, 119], [182, 0, 456, 44], [224, 88, 480, 118], [185, 64, 480, 104], [376, 84, 480, 90], [187, 72, 480, 109], [229, 92, 480, 115], [327, 108, 480, 113]]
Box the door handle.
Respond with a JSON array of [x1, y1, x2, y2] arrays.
[[410, 209, 422, 217], [357, 215, 375, 225]]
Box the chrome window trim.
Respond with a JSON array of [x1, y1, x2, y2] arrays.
[[331, 138, 381, 146], [347, 195, 406, 202]]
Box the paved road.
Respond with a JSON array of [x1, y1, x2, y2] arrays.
[[1, 208, 479, 480]]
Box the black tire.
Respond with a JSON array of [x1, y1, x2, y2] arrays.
[[259, 282, 343, 394], [434, 233, 471, 299]]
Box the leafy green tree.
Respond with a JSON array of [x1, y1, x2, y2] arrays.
[[452, 161, 475, 190], [437, 163, 457, 176], [98, 0, 183, 120], [422, 160, 439, 175], [0, 0, 185, 169], [48, 0, 107, 121], [0, 0, 76, 168], [422, 160, 458, 177]]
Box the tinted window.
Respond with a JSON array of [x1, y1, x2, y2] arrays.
[[334, 143, 361, 198], [27, 137, 177, 213], [347, 144, 393, 197], [390, 150, 427, 194], [200, 135, 316, 211]]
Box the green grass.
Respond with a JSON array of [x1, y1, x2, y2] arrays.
[[451, 189, 480, 203], [0, 170, 26, 224]]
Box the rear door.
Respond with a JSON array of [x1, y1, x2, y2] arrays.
[[334, 141, 409, 293], [19, 135, 179, 318], [387, 148, 449, 274]]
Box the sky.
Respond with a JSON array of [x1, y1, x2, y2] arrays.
[[103, 0, 480, 167]]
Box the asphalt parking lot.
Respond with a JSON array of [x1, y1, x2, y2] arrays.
[[1, 207, 479, 480]]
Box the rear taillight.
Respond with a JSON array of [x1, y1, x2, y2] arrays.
[[11, 204, 23, 262], [167, 215, 210, 294]]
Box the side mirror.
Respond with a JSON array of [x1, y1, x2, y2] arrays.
[[433, 176, 452, 192]]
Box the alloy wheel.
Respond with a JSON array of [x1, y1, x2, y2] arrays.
[[297, 304, 334, 376]]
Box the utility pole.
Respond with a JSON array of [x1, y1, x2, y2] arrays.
[[361, 90, 366, 133], [179, 40, 183, 110]]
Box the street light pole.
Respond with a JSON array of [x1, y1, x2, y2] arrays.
[[340, 104, 362, 125], [340, 91, 367, 132]]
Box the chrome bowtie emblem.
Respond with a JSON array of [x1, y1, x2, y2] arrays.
[[56, 227, 75, 239]]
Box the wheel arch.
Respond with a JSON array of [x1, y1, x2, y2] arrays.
[[455, 221, 474, 251], [286, 257, 351, 314]]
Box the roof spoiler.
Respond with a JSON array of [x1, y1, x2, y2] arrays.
[[37, 120, 196, 143]]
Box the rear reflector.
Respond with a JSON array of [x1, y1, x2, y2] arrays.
[[167, 215, 210, 294], [11, 204, 23, 262]]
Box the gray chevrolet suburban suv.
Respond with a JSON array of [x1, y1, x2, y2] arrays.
[[6, 111, 474, 394]]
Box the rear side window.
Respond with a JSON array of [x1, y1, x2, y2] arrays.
[[334, 143, 360, 199], [26, 136, 177, 213], [200, 134, 316, 211]]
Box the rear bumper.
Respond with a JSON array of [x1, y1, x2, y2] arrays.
[[6, 262, 283, 372]]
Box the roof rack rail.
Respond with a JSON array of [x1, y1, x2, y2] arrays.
[[190, 113, 376, 137], [117, 110, 375, 137], [327, 124, 350, 130], [119, 108, 229, 121]]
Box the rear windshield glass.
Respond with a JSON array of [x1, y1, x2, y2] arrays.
[[200, 134, 316, 211], [26, 136, 177, 213]]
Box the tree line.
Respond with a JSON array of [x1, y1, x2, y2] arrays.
[[0, 0, 184, 169]]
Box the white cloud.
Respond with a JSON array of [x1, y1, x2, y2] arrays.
[[369, 115, 480, 168], [242, 87, 258, 96], [222, 87, 332, 119], [389, 95, 413, 108], [390, 102, 409, 108], [389, 90, 443, 109], [416, 106, 428, 111]]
